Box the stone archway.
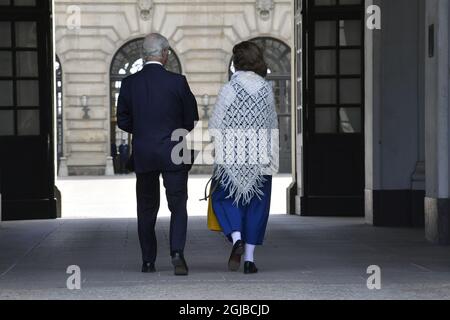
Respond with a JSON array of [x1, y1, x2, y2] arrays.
[[229, 37, 292, 173], [109, 38, 182, 174]]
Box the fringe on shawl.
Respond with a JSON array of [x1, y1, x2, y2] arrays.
[[212, 165, 268, 206]]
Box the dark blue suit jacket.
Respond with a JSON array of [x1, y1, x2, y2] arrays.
[[117, 64, 199, 173]]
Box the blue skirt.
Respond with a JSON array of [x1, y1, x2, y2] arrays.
[[211, 176, 272, 245]]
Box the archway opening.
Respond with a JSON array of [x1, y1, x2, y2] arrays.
[[109, 38, 182, 174], [229, 37, 292, 174]]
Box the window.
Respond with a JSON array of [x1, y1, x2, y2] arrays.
[[309, 0, 364, 135], [55, 55, 63, 161], [0, 0, 37, 6], [229, 37, 291, 77], [0, 19, 40, 136]]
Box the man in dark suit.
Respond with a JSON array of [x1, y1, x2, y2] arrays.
[[117, 33, 199, 276], [111, 142, 118, 173], [118, 140, 130, 174]]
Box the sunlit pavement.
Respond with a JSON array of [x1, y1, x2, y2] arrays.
[[1, 214, 450, 299], [56, 174, 293, 219]]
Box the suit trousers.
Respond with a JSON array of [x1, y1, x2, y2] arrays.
[[136, 170, 189, 263]]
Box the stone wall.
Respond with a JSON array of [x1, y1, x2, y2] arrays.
[[364, 0, 426, 227], [424, 0, 450, 244], [54, 0, 292, 175]]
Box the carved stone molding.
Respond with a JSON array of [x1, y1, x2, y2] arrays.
[[138, 0, 153, 21], [256, 0, 274, 21]]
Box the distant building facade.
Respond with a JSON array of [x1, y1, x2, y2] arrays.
[[54, 0, 293, 175]]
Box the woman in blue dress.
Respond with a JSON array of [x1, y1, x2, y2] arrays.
[[208, 41, 279, 274]]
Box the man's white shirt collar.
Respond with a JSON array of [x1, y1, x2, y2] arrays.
[[145, 61, 163, 66]]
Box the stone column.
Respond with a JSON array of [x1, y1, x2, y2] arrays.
[[364, 0, 382, 225], [424, 0, 450, 244], [55, 3, 120, 176], [292, 0, 303, 215], [105, 156, 115, 176], [58, 157, 69, 177], [365, 0, 426, 227]]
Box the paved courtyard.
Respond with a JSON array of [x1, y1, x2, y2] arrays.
[[1, 215, 450, 300], [56, 175, 292, 219]]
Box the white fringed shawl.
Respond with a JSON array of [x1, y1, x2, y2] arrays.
[[209, 71, 279, 205]]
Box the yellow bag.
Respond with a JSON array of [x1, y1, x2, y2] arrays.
[[203, 178, 222, 232]]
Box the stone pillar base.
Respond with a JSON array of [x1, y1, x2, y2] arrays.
[[425, 197, 450, 245], [286, 181, 297, 215], [365, 189, 425, 227], [58, 157, 69, 177], [55, 186, 62, 218], [295, 195, 301, 215], [105, 156, 115, 176]]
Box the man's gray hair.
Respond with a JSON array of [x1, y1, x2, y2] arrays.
[[143, 33, 170, 59]]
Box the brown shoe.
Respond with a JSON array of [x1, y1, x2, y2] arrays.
[[228, 240, 245, 271]]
